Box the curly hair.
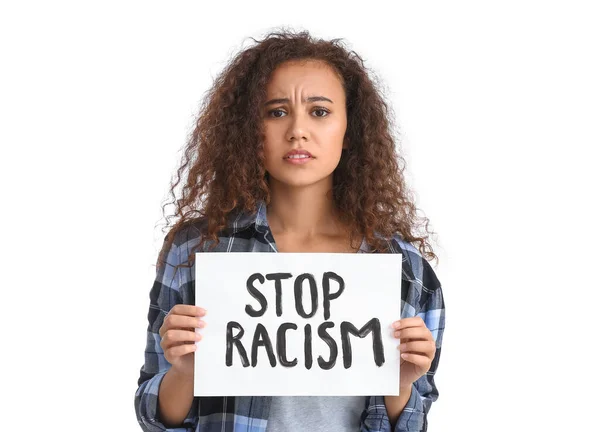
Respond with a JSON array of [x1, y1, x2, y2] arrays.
[[157, 28, 438, 268]]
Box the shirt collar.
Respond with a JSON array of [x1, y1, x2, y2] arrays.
[[226, 200, 269, 232]]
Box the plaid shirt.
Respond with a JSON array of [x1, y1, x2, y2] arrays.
[[135, 201, 445, 432]]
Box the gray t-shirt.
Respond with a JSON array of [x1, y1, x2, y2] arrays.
[[265, 396, 366, 432]]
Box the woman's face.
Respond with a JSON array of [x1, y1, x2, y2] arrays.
[[262, 59, 347, 189]]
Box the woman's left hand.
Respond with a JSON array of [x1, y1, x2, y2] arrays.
[[392, 316, 437, 390]]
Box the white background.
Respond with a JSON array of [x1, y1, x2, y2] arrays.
[[1, 1, 598, 430]]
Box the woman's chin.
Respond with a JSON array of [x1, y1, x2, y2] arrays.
[[267, 173, 334, 190]]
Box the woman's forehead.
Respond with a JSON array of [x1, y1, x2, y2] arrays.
[[266, 60, 344, 97]]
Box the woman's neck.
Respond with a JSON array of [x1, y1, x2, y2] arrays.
[[266, 177, 345, 239]]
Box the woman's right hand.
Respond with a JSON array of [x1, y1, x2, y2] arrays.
[[159, 305, 206, 378]]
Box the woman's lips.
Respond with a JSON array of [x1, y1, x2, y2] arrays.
[[284, 154, 313, 165], [283, 149, 314, 165]]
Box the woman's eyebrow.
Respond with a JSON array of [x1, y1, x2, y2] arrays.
[[264, 96, 334, 106]]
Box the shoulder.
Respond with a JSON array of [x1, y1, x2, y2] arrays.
[[388, 235, 439, 285], [170, 218, 207, 248], [167, 210, 256, 261], [153, 219, 207, 271], [385, 233, 443, 315]]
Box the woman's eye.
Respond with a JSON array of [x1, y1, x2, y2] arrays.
[[268, 108, 329, 118], [267, 109, 286, 118]]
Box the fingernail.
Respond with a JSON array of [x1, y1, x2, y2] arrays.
[[399, 343, 407, 351], [401, 353, 408, 359], [392, 322, 401, 329]]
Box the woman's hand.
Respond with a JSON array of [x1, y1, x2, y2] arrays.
[[159, 305, 206, 378], [392, 316, 436, 389]]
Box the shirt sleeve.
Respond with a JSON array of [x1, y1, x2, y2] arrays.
[[395, 258, 445, 432], [362, 257, 446, 432], [134, 235, 199, 432]]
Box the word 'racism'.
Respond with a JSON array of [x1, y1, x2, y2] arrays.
[[226, 272, 384, 369]]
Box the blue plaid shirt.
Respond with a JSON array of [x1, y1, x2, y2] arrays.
[[135, 202, 445, 431]]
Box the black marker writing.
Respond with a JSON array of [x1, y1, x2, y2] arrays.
[[265, 273, 292, 317], [317, 321, 337, 370], [322, 271, 345, 320], [226, 321, 249, 367], [251, 323, 277, 367], [245, 273, 267, 317], [228, 270, 386, 370], [304, 323, 313, 369], [294, 273, 318, 318], [225, 319, 384, 370], [341, 318, 385, 369], [276, 322, 298, 367]]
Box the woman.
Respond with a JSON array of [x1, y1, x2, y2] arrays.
[[135, 29, 445, 432]]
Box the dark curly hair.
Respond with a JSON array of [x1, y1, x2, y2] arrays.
[[157, 28, 438, 268]]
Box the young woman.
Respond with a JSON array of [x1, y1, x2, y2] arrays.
[[135, 30, 445, 432]]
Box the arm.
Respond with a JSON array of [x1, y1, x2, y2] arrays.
[[392, 259, 445, 431], [389, 340, 443, 431], [158, 365, 196, 427], [134, 236, 199, 432], [383, 387, 412, 426], [362, 258, 445, 432]]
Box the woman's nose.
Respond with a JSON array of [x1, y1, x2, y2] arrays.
[[286, 111, 310, 142]]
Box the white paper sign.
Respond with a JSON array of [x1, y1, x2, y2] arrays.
[[194, 252, 402, 396]]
